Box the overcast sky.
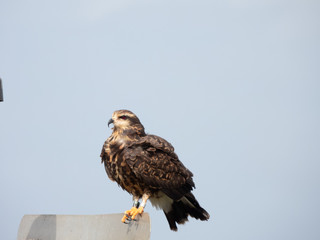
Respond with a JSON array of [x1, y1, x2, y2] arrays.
[[1, 0, 320, 239]]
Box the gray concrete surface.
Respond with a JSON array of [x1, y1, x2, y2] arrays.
[[17, 213, 150, 240]]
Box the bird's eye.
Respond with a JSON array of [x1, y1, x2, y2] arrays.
[[119, 115, 127, 120]]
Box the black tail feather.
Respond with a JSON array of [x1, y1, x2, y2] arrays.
[[164, 211, 178, 231], [163, 193, 210, 231]]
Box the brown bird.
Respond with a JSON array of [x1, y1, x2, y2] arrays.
[[100, 110, 210, 231]]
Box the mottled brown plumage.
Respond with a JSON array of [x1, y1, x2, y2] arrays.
[[100, 110, 209, 231]]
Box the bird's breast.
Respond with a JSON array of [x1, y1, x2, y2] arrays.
[[104, 142, 145, 196]]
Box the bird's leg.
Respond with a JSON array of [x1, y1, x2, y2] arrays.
[[135, 193, 150, 216], [121, 193, 150, 223], [129, 193, 149, 220], [121, 195, 140, 223]]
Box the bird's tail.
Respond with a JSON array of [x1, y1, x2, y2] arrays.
[[163, 192, 210, 231]]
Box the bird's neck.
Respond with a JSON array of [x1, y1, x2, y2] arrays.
[[112, 125, 146, 143]]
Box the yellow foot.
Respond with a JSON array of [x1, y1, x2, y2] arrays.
[[121, 206, 144, 223]]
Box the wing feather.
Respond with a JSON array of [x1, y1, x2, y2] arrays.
[[124, 135, 195, 199]]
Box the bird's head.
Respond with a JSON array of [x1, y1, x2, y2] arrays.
[[108, 110, 145, 135]]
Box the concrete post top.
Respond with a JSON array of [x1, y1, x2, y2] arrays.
[[17, 213, 151, 240]]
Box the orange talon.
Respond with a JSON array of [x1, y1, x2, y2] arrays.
[[121, 206, 144, 223], [122, 207, 133, 222], [121, 214, 129, 223], [131, 206, 144, 220]]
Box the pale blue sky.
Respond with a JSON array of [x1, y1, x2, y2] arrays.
[[1, 0, 320, 239]]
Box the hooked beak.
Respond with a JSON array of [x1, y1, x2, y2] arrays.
[[108, 118, 114, 128]]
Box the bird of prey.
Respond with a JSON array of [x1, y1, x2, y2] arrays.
[[100, 110, 210, 231]]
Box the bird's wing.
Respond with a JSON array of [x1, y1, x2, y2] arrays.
[[124, 135, 195, 199]]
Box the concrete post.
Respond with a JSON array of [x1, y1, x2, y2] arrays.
[[17, 213, 150, 240]]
